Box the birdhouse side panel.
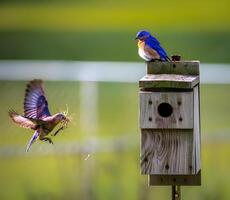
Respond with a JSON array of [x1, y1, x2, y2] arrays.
[[193, 85, 201, 174]]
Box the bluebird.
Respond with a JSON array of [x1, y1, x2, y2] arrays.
[[135, 30, 170, 62], [9, 79, 69, 152]]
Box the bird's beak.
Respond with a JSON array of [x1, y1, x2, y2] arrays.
[[135, 37, 138, 40]]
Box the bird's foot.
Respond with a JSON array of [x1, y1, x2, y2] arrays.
[[52, 127, 64, 136], [149, 59, 163, 62], [41, 137, 53, 144]]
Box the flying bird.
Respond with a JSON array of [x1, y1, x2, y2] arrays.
[[135, 30, 170, 62], [9, 79, 69, 152]]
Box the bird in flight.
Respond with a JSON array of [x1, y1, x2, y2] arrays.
[[9, 79, 69, 152], [135, 30, 170, 62]]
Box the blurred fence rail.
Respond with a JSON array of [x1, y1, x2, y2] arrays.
[[0, 60, 230, 83], [0, 134, 138, 158]]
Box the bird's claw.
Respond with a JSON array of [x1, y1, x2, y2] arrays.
[[53, 127, 64, 136], [149, 59, 163, 62], [41, 137, 53, 144]]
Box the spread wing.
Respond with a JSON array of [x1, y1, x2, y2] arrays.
[[24, 79, 51, 119], [8, 110, 37, 130]]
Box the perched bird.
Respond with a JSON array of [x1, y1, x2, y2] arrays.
[[135, 30, 170, 62], [9, 79, 69, 152]]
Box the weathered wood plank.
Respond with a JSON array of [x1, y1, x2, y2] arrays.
[[149, 171, 201, 185], [147, 61, 200, 75], [139, 74, 199, 89], [141, 130, 194, 175], [139, 91, 193, 129], [193, 85, 201, 173]]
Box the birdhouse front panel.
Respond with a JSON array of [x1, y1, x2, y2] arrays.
[[139, 91, 193, 129], [141, 129, 194, 175]]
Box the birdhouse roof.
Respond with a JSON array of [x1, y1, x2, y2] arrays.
[[139, 61, 199, 89]]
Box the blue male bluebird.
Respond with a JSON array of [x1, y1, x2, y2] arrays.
[[9, 79, 69, 152], [135, 30, 170, 62]]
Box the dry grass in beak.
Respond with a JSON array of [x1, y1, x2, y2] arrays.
[[53, 105, 71, 136]]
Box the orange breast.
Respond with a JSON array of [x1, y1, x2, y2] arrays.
[[137, 40, 145, 49]]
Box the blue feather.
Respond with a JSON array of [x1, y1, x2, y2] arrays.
[[145, 36, 168, 61]]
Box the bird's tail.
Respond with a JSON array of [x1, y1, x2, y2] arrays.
[[26, 130, 39, 152], [8, 109, 18, 120], [166, 56, 171, 61]]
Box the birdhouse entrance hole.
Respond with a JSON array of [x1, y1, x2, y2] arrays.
[[157, 102, 173, 118]]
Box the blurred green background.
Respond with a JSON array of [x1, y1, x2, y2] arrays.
[[0, 0, 230, 62], [0, 0, 230, 200]]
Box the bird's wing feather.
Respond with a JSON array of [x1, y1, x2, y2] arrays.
[[146, 37, 169, 61], [24, 79, 51, 119], [29, 117, 49, 126], [149, 35, 160, 45], [144, 44, 161, 59], [8, 110, 37, 130]]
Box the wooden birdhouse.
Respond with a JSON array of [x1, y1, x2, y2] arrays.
[[139, 61, 201, 186]]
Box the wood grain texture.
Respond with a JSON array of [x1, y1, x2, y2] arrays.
[[139, 74, 199, 89], [147, 61, 199, 75], [141, 129, 194, 175], [139, 91, 193, 129]]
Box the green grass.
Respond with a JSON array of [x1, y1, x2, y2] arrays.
[[201, 84, 230, 134], [1, 81, 230, 199], [0, 0, 230, 62], [0, 30, 230, 62]]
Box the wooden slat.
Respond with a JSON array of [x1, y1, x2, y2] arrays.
[[149, 171, 201, 185], [139, 91, 193, 129], [193, 85, 201, 173], [141, 130, 194, 175], [139, 74, 199, 89], [147, 61, 199, 75]]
